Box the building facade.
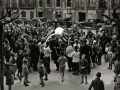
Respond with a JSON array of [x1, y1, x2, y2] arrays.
[[0, 0, 120, 22]]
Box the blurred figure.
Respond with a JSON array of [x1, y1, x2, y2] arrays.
[[114, 74, 120, 90], [79, 54, 88, 85], [57, 50, 67, 82], [88, 72, 104, 90], [4, 63, 14, 90], [38, 60, 45, 87], [71, 46, 80, 75], [22, 59, 29, 87], [66, 41, 74, 71]]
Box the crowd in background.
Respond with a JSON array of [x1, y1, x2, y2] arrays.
[[2, 20, 120, 90]]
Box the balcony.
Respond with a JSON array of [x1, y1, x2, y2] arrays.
[[11, 3, 18, 9]]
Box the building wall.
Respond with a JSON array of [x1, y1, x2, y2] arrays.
[[19, 9, 36, 20], [2, 0, 120, 22]]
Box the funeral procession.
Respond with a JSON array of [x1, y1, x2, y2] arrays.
[[0, 0, 120, 90]]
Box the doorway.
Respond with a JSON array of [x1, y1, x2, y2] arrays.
[[79, 12, 86, 22]]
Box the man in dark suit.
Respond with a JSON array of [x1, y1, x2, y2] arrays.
[[88, 72, 104, 90], [30, 39, 40, 71], [79, 39, 92, 74]]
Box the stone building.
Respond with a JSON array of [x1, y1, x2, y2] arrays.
[[0, 0, 120, 22]]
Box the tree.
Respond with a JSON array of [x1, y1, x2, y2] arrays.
[[101, 1, 120, 39], [0, 8, 24, 90]]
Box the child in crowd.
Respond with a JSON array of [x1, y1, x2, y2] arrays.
[[57, 50, 67, 82], [22, 59, 29, 87], [16, 49, 23, 81], [105, 43, 109, 62], [43, 41, 52, 80], [9, 52, 17, 80], [38, 60, 45, 87], [96, 44, 102, 65], [4, 62, 14, 90], [79, 54, 88, 85], [106, 48, 113, 70]]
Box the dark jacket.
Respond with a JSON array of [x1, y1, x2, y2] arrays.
[[88, 78, 104, 90], [80, 44, 92, 63]]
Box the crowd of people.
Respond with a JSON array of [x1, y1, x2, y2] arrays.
[[2, 20, 120, 90]]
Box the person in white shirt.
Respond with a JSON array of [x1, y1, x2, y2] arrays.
[[66, 41, 74, 72], [38, 40, 46, 61], [73, 39, 80, 49], [71, 46, 80, 75], [43, 42, 52, 80]]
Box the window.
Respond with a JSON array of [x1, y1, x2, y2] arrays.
[[38, 12, 43, 17], [22, 11, 26, 17], [47, 0, 50, 7], [30, 12, 34, 19], [7, 10, 11, 17], [39, 0, 43, 7], [67, 0, 72, 7], [56, 0, 61, 7]]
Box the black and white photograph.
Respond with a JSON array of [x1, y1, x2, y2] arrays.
[[0, 0, 120, 90]]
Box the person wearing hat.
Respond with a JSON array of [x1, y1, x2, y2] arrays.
[[4, 62, 14, 90], [114, 74, 120, 90], [88, 72, 104, 90], [37, 60, 45, 87]]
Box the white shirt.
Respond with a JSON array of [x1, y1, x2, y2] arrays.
[[43, 46, 52, 57], [38, 42, 46, 53], [73, 43, 80, 49], [71, 51, 80, 63], [66, 46, 74, 57]]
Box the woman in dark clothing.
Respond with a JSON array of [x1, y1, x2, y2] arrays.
[[16, 49, 24, 81], [4, 63, 14, 90]]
